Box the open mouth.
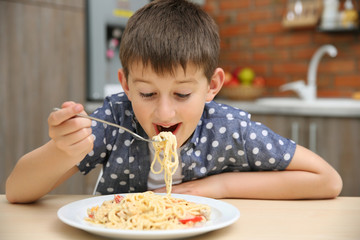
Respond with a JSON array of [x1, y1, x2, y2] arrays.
[[155, 123, 180, 135]]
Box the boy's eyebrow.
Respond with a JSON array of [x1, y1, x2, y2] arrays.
[[132, 77, 199, 84]]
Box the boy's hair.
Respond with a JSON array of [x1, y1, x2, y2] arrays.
[[119, 0, 219, 82]]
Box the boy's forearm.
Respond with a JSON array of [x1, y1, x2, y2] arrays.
[[5, 140, 81, 203], [220, 170, 341, 200]]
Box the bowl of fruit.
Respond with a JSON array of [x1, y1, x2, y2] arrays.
[[218, 67, 265, 100]]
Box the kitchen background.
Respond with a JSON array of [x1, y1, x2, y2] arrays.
[[0, 0, 359, 196]]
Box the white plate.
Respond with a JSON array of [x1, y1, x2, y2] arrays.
[[57, 193, 240, 239]]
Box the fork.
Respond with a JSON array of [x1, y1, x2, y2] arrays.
[[53, 108, 162, 143]]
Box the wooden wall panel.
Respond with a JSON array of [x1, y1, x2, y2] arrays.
[[0, 0, 90, 195]]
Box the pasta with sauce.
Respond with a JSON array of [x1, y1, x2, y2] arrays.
[[85, 132, 211, 230]]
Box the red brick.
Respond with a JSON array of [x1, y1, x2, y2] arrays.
[[273, 34, 312, 47], [254, 0, 273, 7], [253, 49, 289, 61], [220, 24, 251, 38], [272, 63, 308, 74], [318, 60, 355, 73], [264, 76, 287, 87], [237, 9, 273, 22], [335, 75, 360, 87], [250, 37, 272, 47], [255, 22, 284, 34], [219, 0, 250, 10]]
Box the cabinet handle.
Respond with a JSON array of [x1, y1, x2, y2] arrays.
[[291, 121, 299, 143], [309, 122, 317, 152]]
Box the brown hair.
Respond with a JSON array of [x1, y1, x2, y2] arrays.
[[119, 0, 219, 82]]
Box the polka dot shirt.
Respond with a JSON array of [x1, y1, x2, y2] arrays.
[[77, 93, 296, 195]]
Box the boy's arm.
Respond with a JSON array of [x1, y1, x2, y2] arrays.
[[162, 145, 343, 199], [5, 103, 93, 203]]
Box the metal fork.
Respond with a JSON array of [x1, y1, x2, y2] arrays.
[[53, 108, 161, 143]]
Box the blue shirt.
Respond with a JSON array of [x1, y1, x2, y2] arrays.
[[78, 93, 296, 194]]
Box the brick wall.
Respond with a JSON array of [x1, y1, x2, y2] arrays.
[[204, 0, 360, 98]]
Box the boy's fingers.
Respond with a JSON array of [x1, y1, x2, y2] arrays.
[[49, 104, 84, 126]]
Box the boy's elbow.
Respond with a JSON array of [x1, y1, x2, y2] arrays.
[[322, 171, 343, 199]]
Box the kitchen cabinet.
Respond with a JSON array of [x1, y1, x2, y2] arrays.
[[251, 114, 360, 196]]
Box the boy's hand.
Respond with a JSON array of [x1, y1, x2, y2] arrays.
[[48, 102, 93, 158]]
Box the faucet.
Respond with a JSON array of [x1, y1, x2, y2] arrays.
[[280, 44, 338, 101]]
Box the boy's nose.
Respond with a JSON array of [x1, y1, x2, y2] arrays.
[[155, 97, 176, 122]]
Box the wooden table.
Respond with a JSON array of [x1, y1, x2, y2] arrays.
[[1, 195, 359, 240]]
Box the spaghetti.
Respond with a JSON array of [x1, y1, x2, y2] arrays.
[[85, 191, 210, 230], [85, 132, 211, 230], [151, 131, 178, 195]]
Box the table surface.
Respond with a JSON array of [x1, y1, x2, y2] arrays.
[[1, 195, 359, 240]]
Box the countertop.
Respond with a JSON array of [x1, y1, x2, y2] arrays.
[[1, 195, 360, 240]]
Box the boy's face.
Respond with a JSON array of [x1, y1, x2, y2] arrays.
[[119, 62, 223, 147]]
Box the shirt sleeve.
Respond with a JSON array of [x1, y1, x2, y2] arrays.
[[242, 119, 297, 171], [77, 96, 119, 175]]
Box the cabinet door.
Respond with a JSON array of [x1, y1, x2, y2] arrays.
[[313, 117, 360, 196]]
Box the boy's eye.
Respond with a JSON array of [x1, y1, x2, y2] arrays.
[[175, 93, 191, 99], [140, 92, 156, 98]]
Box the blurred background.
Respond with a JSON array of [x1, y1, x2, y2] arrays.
[[1, 0, 359, 196]]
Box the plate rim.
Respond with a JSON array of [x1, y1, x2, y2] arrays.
[[57, 193, 240, 238]]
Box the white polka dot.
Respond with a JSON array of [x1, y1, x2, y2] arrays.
[[209, 108, 215, 114], [100, 152, 106, 158], [116, 157, 123, 164], [229, 158, 236, 163], [242, 163, 249, 167], [200, 167, 206, 174], [212, 141, 219, 147], [91, 134, 96, 141], [124, 140, 131, 146], [129, 156, 135, 163], [124, 169, 130, 174], [226, 113, 234, 120], [252, 147, 259, 154], [284, 153, 291, 161], [91, 120, 97, 127], [119, 128, 125, 134], [125, 110, 131, 116], [106, 144, 112, 151], [105, 109, 111, 115], [240, 121, 247, 127], [120, 181, 126, 185], [262, 130, 268, 136], [269, 158, 276, 164], [219, 127, 226, 134], [225, 145, 232, 150], [207, 154, 212, 161], [266, 143, 272, 150], [239, 111, 246, 116], [106, 162, 110, 167], [86, 163, 90, 167], [112, 145, 117, 151], [186, 148, 193, 156], [107, 188, 114, 192], [238, 150, 245, 156], [88, 150, 94, 156], [206, 122, 213, 129], [200, 137, 207, 143], [232, 132, 240, 139], [195, 150, 201, 157], [218, 157, 225, 162], [255, 161, 261, 166], [100, 177, 105, 183], [129, 174, 135, 179], [212, 166, 217, 171], [112, 130, 117, 136], [110, 174, 118, 179], [250, 133, 256, 140], [279, 140, 284, 145], [130, 187, 135, 191]]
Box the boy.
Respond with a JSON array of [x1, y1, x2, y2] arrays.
[[6, 0, 342, 203]]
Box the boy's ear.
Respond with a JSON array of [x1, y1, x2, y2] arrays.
[[206, 68, 225, 102], [118, 69, 131, 100]]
